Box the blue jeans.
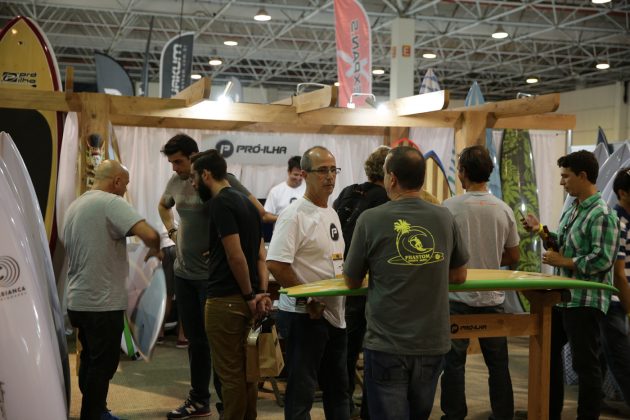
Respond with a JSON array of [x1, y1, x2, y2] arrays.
[[440, 302, 514, 420], [364, 348, 443, 420], [68, 309, 124, 420], [280, 311, 350, 420], [550, 306, 603, 420], [601, 301, 630, 406], [174, 275, 221, 405]]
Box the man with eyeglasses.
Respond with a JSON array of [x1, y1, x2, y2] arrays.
[[523, 150, 619, 420], [267, 146, 350, 420]]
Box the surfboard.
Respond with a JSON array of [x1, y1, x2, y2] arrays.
[[280, 269, 617, 298], [597, 142, 630, 191], [0, 132, 70, 404], [0, 160, 67, 419], [0, 16, 63, 245], [126, 243, 167, 361], [601, 156, 630, 207], [423, 150, 451, 203], [465, 81, 502, 199]]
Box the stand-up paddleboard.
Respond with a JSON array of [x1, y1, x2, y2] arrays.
[[500, 130, 541, 311], [423, 150, 451, 203], [280, 269, 617, 298], [465, 82, 501, 199], [0, 132, 70, 405], [0, 163, 67, 419], [126, 243, 167, 360], [0, 16, 63, 245]]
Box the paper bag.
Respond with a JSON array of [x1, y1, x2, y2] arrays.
[[246, 318, 284, 382]]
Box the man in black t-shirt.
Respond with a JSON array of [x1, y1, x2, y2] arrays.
[[190, 149, 271, 420]]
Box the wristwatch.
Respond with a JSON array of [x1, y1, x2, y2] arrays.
[[242, 290, 256, 301]]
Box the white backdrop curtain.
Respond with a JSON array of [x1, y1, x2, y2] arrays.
[[113, 126, 382, 232]]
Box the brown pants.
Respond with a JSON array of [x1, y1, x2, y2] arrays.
[[205, 295, 256, 420]]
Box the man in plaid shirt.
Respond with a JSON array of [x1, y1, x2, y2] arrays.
[[524, 150, 619, 420]]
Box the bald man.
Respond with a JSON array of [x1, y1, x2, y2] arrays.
[[64, 160, 161, 420]]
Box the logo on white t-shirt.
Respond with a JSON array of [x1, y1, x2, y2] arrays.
[[330, 223, 339, 241]]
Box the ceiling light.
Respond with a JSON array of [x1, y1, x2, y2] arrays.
[[191, 74, 202, 80], [526, 77, 539, 84], [422, 53, 437, 59], [491, 25, 509, 39], [254, 7, 271, 21], [596, 62, 610, 70], [209, 57, 222, 66], [223, 40, 238, 46], [591, 0, 611, 4], [372, 68, 385, 75]]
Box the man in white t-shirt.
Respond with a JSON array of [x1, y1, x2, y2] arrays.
[[263, 155, 305, 223], [267, 146, 349, 420]]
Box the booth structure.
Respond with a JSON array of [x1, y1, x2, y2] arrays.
[[0, 74, 577, 420]]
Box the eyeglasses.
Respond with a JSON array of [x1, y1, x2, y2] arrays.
[[305, 166, 341, 175]]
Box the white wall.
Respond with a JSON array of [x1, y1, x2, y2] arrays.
[[557, 82, 629, 145]]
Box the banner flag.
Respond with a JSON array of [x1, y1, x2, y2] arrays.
[[94, 52, 134, 96], [159, 31, 194, 98], [334, 0, 372, 107]]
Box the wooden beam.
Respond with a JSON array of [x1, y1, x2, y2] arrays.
[[173, 77, 211, 106], [493, 114, 576, 130], [451, 93, 560, 118], [293, 85, 338, 114], [65, 66, 74, 94], [385, 90, 449, 116]]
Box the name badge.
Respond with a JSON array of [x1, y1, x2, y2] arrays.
[[332, 253, 344, 278]]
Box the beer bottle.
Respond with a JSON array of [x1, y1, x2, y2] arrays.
[[541, 225, 559, 251]]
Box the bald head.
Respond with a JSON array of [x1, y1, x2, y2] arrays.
[[93, 160, 130, 196]]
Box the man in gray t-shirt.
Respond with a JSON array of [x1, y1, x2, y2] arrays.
[[158, 134, 264, 419], [65, 160, 160, 420], [440, 145, 520, 420], [344, 146, 469, 420]]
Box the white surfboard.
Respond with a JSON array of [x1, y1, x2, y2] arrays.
[[601, 157, 630, 207], [0, 132, 70, 404], [0, 161, 67, 419]]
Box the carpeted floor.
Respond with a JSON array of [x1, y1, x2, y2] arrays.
[[68, 336, 630, 419]]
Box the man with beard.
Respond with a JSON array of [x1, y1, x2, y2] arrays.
[[190, 149, 271, 420], [267, 146, 350, 420], [524, 150, 619, 420], [159, 134, 265, 419]]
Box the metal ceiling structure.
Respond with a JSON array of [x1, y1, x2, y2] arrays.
[[1, 0, 628, 101]]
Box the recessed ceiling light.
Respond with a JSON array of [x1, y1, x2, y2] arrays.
[[526, 77, 539, 84], [372, 69, 385, 75], [592, 0, 611, 4], [492, 25, 509, 39], [254, 7, 271, 21], [422, 53, 437, 59], [191, 74, 202, 80], [209, 57, 223, 66], [223, 40, 238, 46], [596, 62, 610, 70]]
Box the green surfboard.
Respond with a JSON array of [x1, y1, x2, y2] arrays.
[[280, 269, 617, 298]]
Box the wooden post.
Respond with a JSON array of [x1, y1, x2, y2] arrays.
[[77, 93, 110, 194]]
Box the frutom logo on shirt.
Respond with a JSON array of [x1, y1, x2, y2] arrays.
[[330, 223, 340, 241], [387, 219, 444, 266]]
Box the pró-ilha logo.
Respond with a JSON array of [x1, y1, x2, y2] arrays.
[[1, 72, 37, 88], [216, 139, 234, 158]]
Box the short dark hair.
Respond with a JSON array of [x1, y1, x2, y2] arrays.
[[288, 156, 301, 172], [613, 167, 630, 200], [161, 133, 199, 157], [458, 145, 494, 183], [385, 146, 426, 190], [364, 146, 390, 182], [301, 146, 331, 171], [557, 150, 598, 184], [191, 149, 226, 181]]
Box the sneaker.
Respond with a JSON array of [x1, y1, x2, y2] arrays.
[[156, 336, 165, 345], [176, 339, 189, 349], [166, 398, 210, 419], [101, 410, 121, 420]]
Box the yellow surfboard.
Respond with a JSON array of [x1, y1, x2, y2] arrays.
[[280, 269, 617, 297], [0, 16, 62, 242]]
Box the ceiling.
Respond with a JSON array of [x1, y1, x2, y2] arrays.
[[1, 0, 629, 101]]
